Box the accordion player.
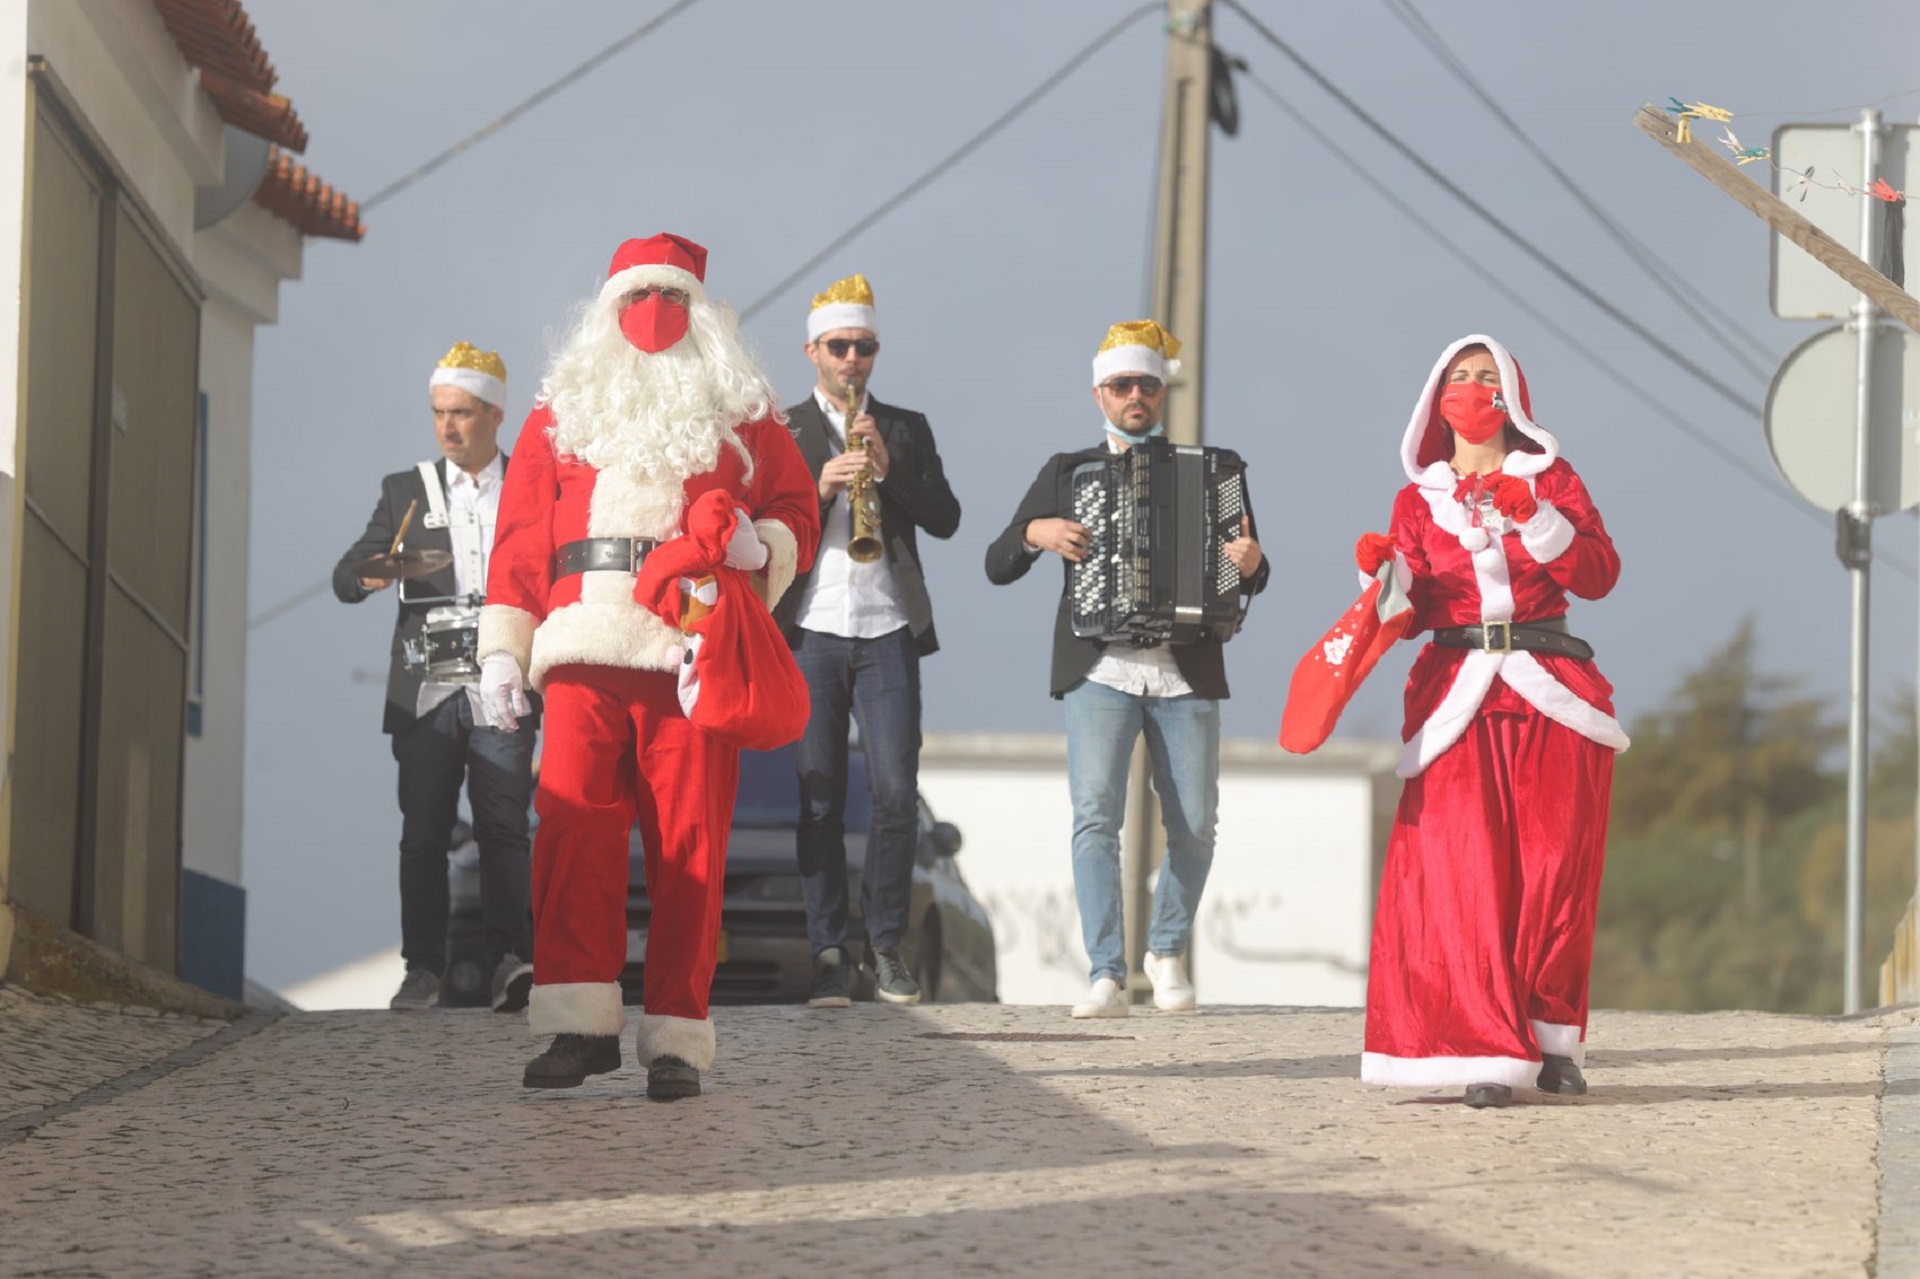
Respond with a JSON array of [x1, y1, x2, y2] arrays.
[[1066, 440, 1254, 646]]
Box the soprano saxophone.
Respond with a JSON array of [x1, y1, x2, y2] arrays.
[[844, 375, 883, 563]]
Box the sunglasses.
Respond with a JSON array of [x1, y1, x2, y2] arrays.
[[624, 285, 689, 307], [821, 337, 879, 358], [1103, 376, 1164, 397]]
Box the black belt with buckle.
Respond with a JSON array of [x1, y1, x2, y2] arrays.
[[552, 537, 657, 579], [1431, 615, 1594, 661]]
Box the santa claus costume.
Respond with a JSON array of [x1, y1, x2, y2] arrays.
[[1360, 334, 1627, 1106], [476, 233, 818, 1098]]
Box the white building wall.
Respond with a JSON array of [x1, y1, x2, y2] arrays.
[[918, 734, 1394, 1008], [0, 3, 31, 947]]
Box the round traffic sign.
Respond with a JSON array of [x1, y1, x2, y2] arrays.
[[1764, 322, 1920, 514]]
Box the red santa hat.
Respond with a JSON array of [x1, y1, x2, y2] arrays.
[[599, 232, 710, 307], [631, 491, 810, 752], [1400, 333, 1558, 484]]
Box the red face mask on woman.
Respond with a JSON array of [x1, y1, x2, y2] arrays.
[[1439, 383, 1509, 446], [620, 296, 690, 353]]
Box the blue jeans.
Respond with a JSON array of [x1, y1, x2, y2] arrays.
[[391, 691, 536, 975], [1063, 679, 1219, 982], [793, 626, 922, 954]]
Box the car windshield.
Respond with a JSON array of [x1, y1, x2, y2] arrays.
[[734, 744, 871, 833]]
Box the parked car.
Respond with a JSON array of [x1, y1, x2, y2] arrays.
[[442, 743, 998, 1007]]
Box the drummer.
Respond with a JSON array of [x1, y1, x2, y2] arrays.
[[332, 342, 539, 1013]]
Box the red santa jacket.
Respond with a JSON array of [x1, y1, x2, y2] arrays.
[[1386, 333, 1628, 779], [476, 405, 819, 690]]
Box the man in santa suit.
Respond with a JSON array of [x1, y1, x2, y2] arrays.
[[475, 232, 819, 1099], [1357, 334, 1627, 1109]]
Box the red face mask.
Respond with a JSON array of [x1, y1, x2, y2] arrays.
[[1439, 382, 1509, 446], [619, 297, 690, 353]]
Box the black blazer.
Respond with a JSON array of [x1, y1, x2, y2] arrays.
[[984, 444, 1270, 699], [773, 395, 961, 656], [333, 455, 538, 734]]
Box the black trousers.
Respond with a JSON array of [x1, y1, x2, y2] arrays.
[[390, 691, 536, 975]]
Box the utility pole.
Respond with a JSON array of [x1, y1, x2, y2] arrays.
[[1122, 0, 1215, 1001]]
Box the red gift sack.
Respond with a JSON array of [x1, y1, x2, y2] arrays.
[[633, 490, 811, 751], [1279, 561, 1415, 754]]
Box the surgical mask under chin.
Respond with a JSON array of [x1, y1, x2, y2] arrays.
[[1104, 416, 1166, 444], [1439, 383, 1509, 446], [619, 297, 690, 353]]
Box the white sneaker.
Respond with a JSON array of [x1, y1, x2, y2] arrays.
[[1143, 952, 1196, 1013], [1070, 976, 1129, 1019]]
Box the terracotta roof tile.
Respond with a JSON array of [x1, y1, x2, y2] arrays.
[[151, 0, 306, 152], [253, 145, 365, 242]]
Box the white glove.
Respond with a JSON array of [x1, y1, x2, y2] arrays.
[[724, 506, 769, 570], [479, 652, 530, 732]]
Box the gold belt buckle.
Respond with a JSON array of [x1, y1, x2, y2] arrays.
[[1483, 620, 1512, 653]]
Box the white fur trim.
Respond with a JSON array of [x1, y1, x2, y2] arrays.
[[1361, 1051, 1542, 1089], [1092, 345, 1180, 388], [1400, 334, 1559, 483], [753, 518, 799, 608], [1497, 653, 1631, 752], [589, 469, 685, 540], [1517, 500, 1575, 563], [527, 982, 625, 1037], [1399, 650, 1502, 778], [430, 366, 507, 409], [1531, 1020, 1585, 1065], [600, 263, 706, 305], [635, 1012, 715, 1071], [529, 596, 682, 689], [807, 303, 876, 342], [477, 604, 538, 677]]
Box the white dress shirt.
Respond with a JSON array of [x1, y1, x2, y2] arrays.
[[794, 388, 910, 640], [416, 452, 504, 717]]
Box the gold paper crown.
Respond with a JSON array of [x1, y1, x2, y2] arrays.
[[436, 341, 506, 381], [1097, 320, 1181, 359], [811, 274, 875, 310]]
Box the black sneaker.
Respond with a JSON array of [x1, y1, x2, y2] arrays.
[[869, 946, 922, 1006], [490, 953, 534, 1012], [522, 1034, 621, 1089], [389, 966, 441, 1011], [1537, 1054, 1588, 1095], [646, 1054, 701, 1102], [809, 947, 852, 1009]]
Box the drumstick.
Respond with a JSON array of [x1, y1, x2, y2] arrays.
[[388, 499, 418, 557]]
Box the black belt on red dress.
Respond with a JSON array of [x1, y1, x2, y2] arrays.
[[1431, 615, 1594, 661], [551, 537, 657, 579]]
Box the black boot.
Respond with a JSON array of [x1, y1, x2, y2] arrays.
[[1462, 1082, 1513, 1109], [522, 1034, 621, 1089], [646, 1054, 701, 1102], [1536, 1053, 1588, 1096]]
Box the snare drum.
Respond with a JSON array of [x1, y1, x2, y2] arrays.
[[403, 606, 481, 679]]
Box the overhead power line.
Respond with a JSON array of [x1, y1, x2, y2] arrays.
[[359, 0, 703, 212], [1216, 0, 1767, 426], [1235, 67, 1917, 582], [739, 2, 1161, 322], [1378, 0, 1778, 381]]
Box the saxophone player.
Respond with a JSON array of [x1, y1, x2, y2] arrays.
[[776, 275, 962, 1008]]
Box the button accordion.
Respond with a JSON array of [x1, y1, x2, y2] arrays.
[[1068, 441, 1252, 645]]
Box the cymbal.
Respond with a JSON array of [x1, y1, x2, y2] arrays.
[[353, 548, 453, 580]]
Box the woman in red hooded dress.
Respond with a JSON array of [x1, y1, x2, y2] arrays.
[[1358, 334, 1628, 1108]]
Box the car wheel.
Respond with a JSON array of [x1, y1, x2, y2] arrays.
[[913, 912, 942, 1004]]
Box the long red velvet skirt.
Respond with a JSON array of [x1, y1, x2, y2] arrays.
[[1362, 703, 1613, 1088], [531, 665, 739, 1026]]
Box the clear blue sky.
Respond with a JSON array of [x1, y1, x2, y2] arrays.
[[239, 0, 1920, 987]]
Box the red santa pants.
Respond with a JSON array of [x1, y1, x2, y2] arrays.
[[527, 665, 738, 1055], [1361, 705, 1613, 1089]]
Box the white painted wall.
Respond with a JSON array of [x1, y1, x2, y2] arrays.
[[917, 733, 1394, 1008]]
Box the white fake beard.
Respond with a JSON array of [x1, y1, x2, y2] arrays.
[[542, 297, 774, 484]]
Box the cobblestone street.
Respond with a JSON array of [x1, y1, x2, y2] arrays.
[[2, 987, 1915, 1276]]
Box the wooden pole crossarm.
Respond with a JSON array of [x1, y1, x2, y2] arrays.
[[1632, 103, 1920, 334]]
